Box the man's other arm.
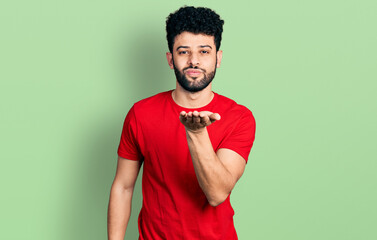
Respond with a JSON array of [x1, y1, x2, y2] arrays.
[[180, 111, 247, 207], [108, 157, 142, 240]]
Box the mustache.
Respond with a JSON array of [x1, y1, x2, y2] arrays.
[[183, 66, 206, 72]]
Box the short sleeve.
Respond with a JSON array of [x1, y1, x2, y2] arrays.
[[117, 106, 143, 160], [218, 108, 256, 163]]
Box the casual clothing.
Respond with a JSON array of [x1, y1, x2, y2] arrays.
[[117, 90, 256, 240]]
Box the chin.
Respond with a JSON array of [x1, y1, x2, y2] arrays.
[[187, 75, 203, 81]]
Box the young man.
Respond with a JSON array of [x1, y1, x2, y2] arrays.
[[108, 6, 256, 240]]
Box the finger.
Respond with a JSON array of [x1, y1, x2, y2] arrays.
[[193, 116, 201, 123], [199, 111, 213, 117], [179, 111, 187, 122], [200, 115, 211, 126], [187, 112, 193, 123], [209, 113, 221, 122], [179, 111, 187, 119], [193, 117, 200, 123], [191, 111, 200, 123]]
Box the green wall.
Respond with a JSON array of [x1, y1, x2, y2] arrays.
[[1, 0, 376, 239]]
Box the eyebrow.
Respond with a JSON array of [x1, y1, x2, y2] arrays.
[[176, 45, 213, 51], [199, 45, 212, 49], [176, 46, 189, 51]]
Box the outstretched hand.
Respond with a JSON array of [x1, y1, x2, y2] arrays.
[[179, 111, 221, 133]]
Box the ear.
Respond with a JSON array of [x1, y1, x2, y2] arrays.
[[216, 50, 223, 68], [166, 52, 174, 69]]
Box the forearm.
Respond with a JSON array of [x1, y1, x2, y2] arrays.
[[186, 128, 235, 206], [107, 183, 133, 240]]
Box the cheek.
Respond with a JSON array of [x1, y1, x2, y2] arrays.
[[173, 58, 187, 69], [206, 58, 218, 69]]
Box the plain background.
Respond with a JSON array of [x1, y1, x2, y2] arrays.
[[1, 0, 376, 239]]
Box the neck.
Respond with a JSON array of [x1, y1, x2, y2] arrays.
[[172, 83, 214, 109]]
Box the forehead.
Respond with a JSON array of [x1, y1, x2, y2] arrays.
[[173, 31, 215, 49]]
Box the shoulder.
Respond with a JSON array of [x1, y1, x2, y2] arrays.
[[132, 90, 172, 114], [214, 92, 254, 120], [134, 90, 171, 108]]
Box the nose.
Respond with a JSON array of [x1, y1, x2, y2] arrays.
[[188, 52, 200, 66]]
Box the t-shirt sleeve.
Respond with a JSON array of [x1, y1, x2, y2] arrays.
[[117, 105, 143, 161], [218, 108, 256, 163]]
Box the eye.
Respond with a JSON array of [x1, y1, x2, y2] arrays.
[[179, 51, 188, 55], [201, 50, 209, 54]]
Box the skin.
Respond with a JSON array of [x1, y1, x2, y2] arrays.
[[166, 31, 223, 108], [169, 32, 246, 206], [108, 31, 246, 240], [108, 158, 142, 240], [179, 109, 246, 206]]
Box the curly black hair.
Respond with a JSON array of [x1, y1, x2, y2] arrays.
[[166, 6, 224, 53]]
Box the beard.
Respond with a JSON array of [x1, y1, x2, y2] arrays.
[[173, 60, 217, 93]]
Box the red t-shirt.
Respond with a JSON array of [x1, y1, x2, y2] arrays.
[[118, 90, 256, 240]]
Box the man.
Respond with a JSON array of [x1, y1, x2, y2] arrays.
[[108, 6, 256, 240]]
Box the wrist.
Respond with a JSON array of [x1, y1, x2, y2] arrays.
[[186, 127, 207, 135]]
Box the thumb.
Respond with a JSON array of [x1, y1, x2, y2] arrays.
[[209, 113, 221, 122]]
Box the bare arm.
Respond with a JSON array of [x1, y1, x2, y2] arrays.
[[180, 111, 246, 207], [107, 156, 142, 240]]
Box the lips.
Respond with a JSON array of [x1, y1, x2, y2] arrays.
[[185, 69, 203, 76]]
